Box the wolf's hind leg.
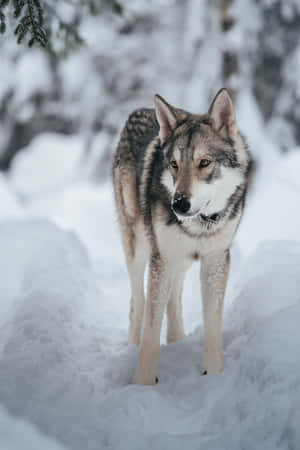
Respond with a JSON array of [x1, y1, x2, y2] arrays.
[[113, 166, 148, 346], [127, 224, 148, 345], [166, 271, 185, 344]]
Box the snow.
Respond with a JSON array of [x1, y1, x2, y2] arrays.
[[0, 174, 24, 220], [0, 405, 67, 450], [1, 2, 300, 445], [9, 133, 85, 200], [13, 51, 52, 105], [0, 121, 300, 449]]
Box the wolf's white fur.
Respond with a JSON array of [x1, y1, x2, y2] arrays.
[[134, 203, 236, 384], [190, 167, 243, 216], [161, 165, 243, 218], [161, 170, 174, 195]]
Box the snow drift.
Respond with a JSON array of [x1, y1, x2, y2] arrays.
[[0, 146, 300, 448]]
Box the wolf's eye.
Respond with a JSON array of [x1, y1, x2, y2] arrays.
[[199, 159, 211, 168], [170, 160, 178, 170]]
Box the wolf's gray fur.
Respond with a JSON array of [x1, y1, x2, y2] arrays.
[[113, 89, 252, 385]]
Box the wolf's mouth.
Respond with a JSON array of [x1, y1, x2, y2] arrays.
[[174, 210, 220, 223], [173, 209, 199, 221]]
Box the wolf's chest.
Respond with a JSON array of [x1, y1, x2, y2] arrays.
[[153, 211, 238, 265]]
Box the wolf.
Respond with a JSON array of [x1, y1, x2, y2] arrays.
[[113, 88, 252, 385]]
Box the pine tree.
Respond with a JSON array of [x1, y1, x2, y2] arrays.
[[0, 0, 123, 51]]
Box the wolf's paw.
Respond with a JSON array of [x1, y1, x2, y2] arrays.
[[134, 372, 158, 385], [202, 351, 223, 375], [134, 365, 158, 385]]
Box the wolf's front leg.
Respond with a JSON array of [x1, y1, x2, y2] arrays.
[[166, 271, 185, 344], [200, 249, 230, 374], [135, 254, 170, 385]]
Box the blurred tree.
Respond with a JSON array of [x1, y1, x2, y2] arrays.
[[220, 0, 239, 99], [0, 0, 123, 53], [1, 0, 300, 176]]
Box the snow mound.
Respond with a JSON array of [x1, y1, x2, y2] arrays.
[[0, 218, 299, 450], [9, 133, 85, 200], [236, 148, 300, 256], [0, 174, 24, 220], [0, 405, 67, 450], [0, 220, 134, 449], [229, 240, 300, 332]]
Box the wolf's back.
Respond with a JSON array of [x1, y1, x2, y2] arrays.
[[114, 108, 159, 166]]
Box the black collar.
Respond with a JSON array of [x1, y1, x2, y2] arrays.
[[200, 213, 220, 222]]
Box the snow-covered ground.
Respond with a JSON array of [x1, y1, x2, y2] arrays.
[[1, 94, 300, 450], [0, 406, 66, 450]]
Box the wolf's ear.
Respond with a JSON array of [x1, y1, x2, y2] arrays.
[[209, 88, 237, 138], [154, 94, 177, 143]]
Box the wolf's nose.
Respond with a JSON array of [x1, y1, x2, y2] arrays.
[[172, 196, 191, 214]]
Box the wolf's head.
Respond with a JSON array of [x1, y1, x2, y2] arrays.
[[155, 89, 250, 221]]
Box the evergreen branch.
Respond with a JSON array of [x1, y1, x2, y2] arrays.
[[0, 0, 47, 46], [0, 0, 125, 51], [13, 0, 26, 18]]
